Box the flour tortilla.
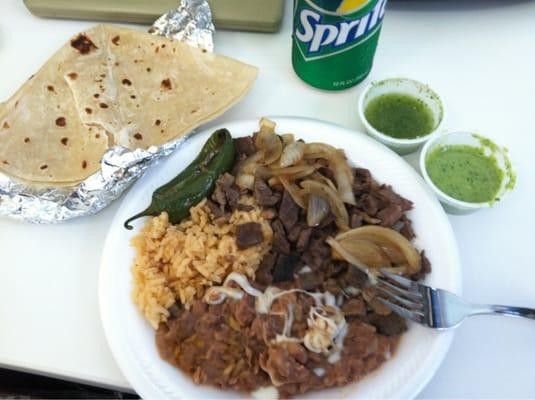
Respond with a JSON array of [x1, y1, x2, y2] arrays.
[[0, 25, 257, 183], [0, 59, 109, 183]]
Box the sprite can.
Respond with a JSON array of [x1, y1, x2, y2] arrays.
[[292, 0, 387, 91]]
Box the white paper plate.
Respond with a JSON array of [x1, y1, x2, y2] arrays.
[[99, 117, 462, 399]]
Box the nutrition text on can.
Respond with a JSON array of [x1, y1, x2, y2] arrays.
[[292, 0, 387, 91]]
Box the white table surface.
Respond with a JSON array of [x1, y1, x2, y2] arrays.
[[1, 0, 534, 397]]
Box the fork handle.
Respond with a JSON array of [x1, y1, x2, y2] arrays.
[[470, 304, 535, 320]]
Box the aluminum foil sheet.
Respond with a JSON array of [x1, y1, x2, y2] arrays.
[[149, 0, 214, 52], [0, 0, 215, 223]]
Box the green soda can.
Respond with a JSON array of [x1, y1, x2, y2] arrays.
[[292, 0, 387, 91]]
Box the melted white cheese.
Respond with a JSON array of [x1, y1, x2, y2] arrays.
[[203, 273, 348, 361], [298, 265, 312, 274], [327, 322, 348, 364], [252, 385, 279, 400], [224, 272, 263, 297], [283, 303, 294, 337], [327, 351, 341, 364], [274, 334, 301, 344], [204, 286, 244, 304], [344, 286, 361, 296]]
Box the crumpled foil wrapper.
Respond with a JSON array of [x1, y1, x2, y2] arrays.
[[0, 0, 215, 224], [149, 0, 214, 52]]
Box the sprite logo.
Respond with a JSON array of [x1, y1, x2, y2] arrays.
[[294, 0, 387, 60]]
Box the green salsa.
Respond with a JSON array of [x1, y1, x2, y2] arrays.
[[426, 145, 504, 203], [364, 93, 436, 139]]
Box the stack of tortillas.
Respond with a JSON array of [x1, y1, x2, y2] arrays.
[[0, 25, 257, 185]]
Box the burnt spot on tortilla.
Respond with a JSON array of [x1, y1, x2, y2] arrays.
[[133, 133, 143, 140], [155, 119, 161, 126], [190, 108, 199, 114], [112, 35, 120, 45], [160, 129, 165, 133], [40, 164, 48, 170], [24, 137, 30, 143], [95, 133, 101, 139], [47, 85, 55, 92], [15, 100, 19, 107], [55, 117, 66, 127], [115, 61, 120, 66], [70, 33, 98, 55], [2, 122, 9, 129], [202, 49, 207, 53], [93, 93, 100, 99], [146, 67, 151, 73], [155, 46, 159, 53], [67, 72, 78, 80], [28, 74, 35, 81], [85, 107, 93, 114], [134, 59, 139, 64], [99, 103, 109, 109], [2, 160, 9, 165], [100, 73, 106, 78], [161, 44, 166, 48], [130, 95, 136, 99], [161, 79, 172, 90], [122, 78, 132, 86], [60, 137, 69, 145], [82, 160, 87, 169]]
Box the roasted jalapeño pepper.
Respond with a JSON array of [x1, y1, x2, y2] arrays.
[[124, 129, 235, 229], [152, 129, 228, 197]]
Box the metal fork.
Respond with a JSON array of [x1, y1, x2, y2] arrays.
[[375, 269, 535, 329]]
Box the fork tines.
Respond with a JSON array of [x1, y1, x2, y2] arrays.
[[375, 269, 426, 324]]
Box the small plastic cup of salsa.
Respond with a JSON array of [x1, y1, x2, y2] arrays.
[[358, 77, 445, 155], [420, 131, 516, 214]]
